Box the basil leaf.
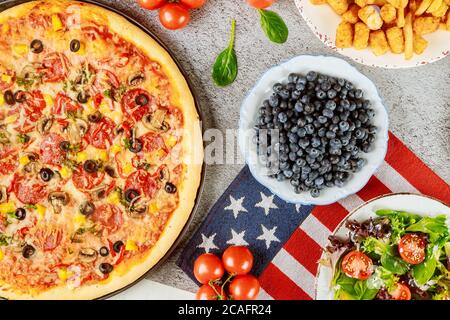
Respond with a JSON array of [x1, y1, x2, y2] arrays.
[[259, 9, 288, 44], [212, 19, 238, 87], [381, 252, 409, 275]]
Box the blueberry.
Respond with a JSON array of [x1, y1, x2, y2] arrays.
[[280, 100, 288, 110], [297, 127, 307, 137], [339, 121, 350, 132], [315, 176, 324, 186], [298, 138, 310, 149], [321, 81, 332, 91], [288, 73, 299, 83], [323, 108, 334, 118], [301, 95, 310, 104], [283, 170, 294, 178], [354, 89, 363, 99], [278, 112, 288, 123], [309, 148, 320, 158], [318, 115, 328, 124], [290, 179, 300, 187], [327, 89, 337, 99], [304, 103, 315, 114], [311, 136, 321, 148], [326, 131, 336, 139], [289, 143, 300, 153], [269, 94, 280, 107], [325, 100, 336, 111], [292, 164, 301, 174], [310, 189, 321, 198], [297, 118, 307, 127], [355, 128, 365, 139], [288, 152, 297, 162], [340, 99, 350, 110], [276, 173, 286, 181], [273, 83, 283, 93], [306, 71, 318, 82], [316, 91, 326, 100], [318, 127, 326, 137], [296, 158, 306, 167], [279, 89, 290, 100]]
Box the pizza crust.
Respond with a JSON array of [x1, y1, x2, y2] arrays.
[[0, 0, 203, 300]]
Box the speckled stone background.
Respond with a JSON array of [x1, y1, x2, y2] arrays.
[[1, 0, 448, 294]]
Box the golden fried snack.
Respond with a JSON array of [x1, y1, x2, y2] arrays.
[[404, 13, 414, 59], [380, 4, 397, 23], [342, 4, 361, 23], [328, 0, 350, 14], [373, 0, 388, 6], [355, 0, 370, 7], [369, 30, 390, 55], [426, 0, 444, 13], [386, 26, 405, 53], [413, 33, 429, 53], [359, 5, 384, 30], [354, 21, 371, 48], [431, 2, 448, 17], [386, 0, 403, 8], [413, 16, 441, 34], [336, 21, 354, 47], [415, 0, 433, 15]]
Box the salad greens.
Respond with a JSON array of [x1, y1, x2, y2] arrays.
[[212, 19, 238, 87], [330, 209, 450, 300]]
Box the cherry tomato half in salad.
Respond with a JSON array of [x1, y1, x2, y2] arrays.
[[398, 233, 426, 265], [229, 274, 260, 300], [247, 0, 276, 9], [341, 250, 373, 280], [222, 246, 254, 275], [193, 253, 225, 284], [159, 3, 191, 30], [137, 0, 166, 10], [196, 284, 226, 300], [180, 0, 207, 9], [391, 283, 412, 300]]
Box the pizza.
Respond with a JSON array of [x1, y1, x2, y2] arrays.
[[0, 0, 203, 299]]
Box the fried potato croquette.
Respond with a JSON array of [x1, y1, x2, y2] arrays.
[[312, 0, 450, 59], [380, 4, 397, 23], [386, 26, 405, 53], [336, 21, 354, 47], [354, 22, 371, 48], [369, 30, 390, 55], [328, 0, 350, 14], [413, 33, 429, 53], [342, 4, 361, 23], [413, 16, 441, 34], [359, 5, 384, 30]]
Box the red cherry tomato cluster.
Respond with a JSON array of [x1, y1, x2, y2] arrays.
[[137, 0, 207, 30], [193, 246, 260, 300]]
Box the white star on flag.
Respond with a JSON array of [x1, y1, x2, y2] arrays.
[[224, 195, 247, 219], [226, 229, 249, 246], [197, 233, 218, 253], [295, 204, 301, 213], [257, 224, 280, 249], [255, 192, 278, 216]]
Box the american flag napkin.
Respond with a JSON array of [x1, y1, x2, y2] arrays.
[[177, 132, 450, 300]]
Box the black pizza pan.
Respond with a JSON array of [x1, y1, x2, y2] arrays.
[[0, 0, 206, 300]]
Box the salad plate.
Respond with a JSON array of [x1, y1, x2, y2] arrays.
[[315, 193, 450, 300]]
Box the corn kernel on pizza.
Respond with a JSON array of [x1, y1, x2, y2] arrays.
[[312, 0, 450, 59], [0, 0, 203, 299]]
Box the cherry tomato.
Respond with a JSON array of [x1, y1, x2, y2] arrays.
[[180, 0, 207, 9], [196, 284, 226, 300], [341, 250, 373, 280], [137, 0, 166, 10], [391, 283, 412, 300], [193, 253, 225, 284], [159, 3, 190, 30], [229, 274, 260, 300], [222, 246, 254, 275], [398, 233, 426, 265], [247, 0, 275, 9]]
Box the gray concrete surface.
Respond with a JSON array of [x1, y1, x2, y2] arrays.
[[3, 0, 449, 294]]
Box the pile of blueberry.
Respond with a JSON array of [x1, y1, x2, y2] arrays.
[[255, 71, 377, 198]]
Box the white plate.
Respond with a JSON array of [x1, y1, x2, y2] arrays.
[[238, 55, 389, 205], [294, 0, 450, 68], [315, 193, 450, 300]]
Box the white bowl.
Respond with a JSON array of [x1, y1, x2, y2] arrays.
[[238, 55, 389, 205], [294, 0, 450, 68], [315, 193, 450, 300]]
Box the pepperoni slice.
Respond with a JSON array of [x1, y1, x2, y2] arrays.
[[14, 90, 47, 133], [91, 204, 123, 233], [54, 93, 81, 115], [72, 165, 105, 191], [35, 228, 63, 252], [39, 52, 70, 83], [0, 68, 15, 90], [0, 145, 18, 175], [40, 133, 66, 167], [140, 132, 165, 153], [93, 69, 120, 93], [121, 89, 155, 123], [124, 169, 157, 198], [13, 175, 48, 205], [85, 116, 116, 149]]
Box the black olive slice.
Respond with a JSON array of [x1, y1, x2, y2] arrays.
[[30, 39, 44, 54], [83, 160, 98, 173], [80, 201, 96, 216], [70, 39, 81, 52], [4, 90, 14, 105], [39, 168, 54, 182]]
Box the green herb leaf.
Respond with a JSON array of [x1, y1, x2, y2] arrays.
[[24, 204, 37, 210], [123, 138, 131, 149], [212, 19, 238, 87], [258, 9, 289, 44], [0, 234, 11, 246], [406, 215, 448, 243]]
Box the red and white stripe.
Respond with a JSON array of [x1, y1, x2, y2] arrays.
[[258, 133, 450, 300]]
